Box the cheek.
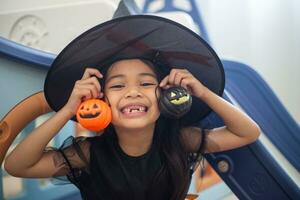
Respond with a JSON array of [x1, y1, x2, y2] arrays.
[[150, 93, 160, 113], [103, 88, 114, 105], [104, 93, 120, 116]]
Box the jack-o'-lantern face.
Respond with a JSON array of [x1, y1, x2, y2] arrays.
[[159, 86, 192, 119], [78, 100, 101, 118], [168, 89, 191, 105], [76, 99, 112, 132]]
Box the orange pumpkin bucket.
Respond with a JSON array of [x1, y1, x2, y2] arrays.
[[76, 99, 112, 132]]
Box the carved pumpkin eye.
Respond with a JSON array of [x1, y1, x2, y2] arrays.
[[166, 88, 190, 105], [76, 99, 112, 132], [159, 86, 192, 119], [170, 92, 176, 98]]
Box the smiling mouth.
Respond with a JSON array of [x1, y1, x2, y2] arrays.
[[120, 105, 148, 114], [79, 112, 101, 118]]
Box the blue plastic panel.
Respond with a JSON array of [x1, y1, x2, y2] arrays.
[[201, 60, 300, 200], [223, 60, 300, 171]]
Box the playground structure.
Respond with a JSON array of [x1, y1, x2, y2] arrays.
[[0, 0, 299, 199]]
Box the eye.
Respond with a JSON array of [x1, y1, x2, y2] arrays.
[[110, 84, 124, 89], [141, 82, 156, 86]]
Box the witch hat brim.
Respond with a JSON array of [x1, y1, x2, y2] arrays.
[[44, 15, 225, 126]]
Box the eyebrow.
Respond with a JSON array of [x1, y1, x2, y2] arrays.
[[106, 73, 157, 83]]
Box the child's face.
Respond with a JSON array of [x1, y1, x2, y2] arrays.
[[104, 59, 160, 130]]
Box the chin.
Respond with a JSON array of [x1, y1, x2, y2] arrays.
[[113, 119, 156, 130]]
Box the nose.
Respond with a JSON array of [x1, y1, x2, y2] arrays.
[[124, 87, 142, 98]]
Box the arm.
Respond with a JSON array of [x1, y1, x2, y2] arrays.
[[4, 68, 102, 178], [5, 108, 74, 178], [160, 69, 261, 153], [198, 87, 260, 153]]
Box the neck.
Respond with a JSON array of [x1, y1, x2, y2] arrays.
[[114, 124, 155, 157]]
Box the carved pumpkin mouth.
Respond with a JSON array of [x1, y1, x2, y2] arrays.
[[170, 95, 190, 105], [79, 112, 101, 118]]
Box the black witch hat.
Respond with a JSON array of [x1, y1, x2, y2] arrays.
[[44, 15, 225, 126]]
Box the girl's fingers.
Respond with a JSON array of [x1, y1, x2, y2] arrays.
[[79, 89, 103, 101], [169, 69, 186, 82], [80, 85, 98, 99], [160, 69, 189, 87], [160, 69, 191, 88], [180, 78, 191, 92], [168, 69, 177, 84], [79, 77, 101, 93], [82, 68, 103, 80], [75, 80, 100, 99], [99, 92, 104, 99], [174, 72, 184, 86], [80, 89, 93, 101], [163, 84, 172, 89], [159, 75, 169, 87]]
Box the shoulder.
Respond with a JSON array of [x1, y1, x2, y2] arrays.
[[179, 126, 206, 153], [58, 136, 90, 154]]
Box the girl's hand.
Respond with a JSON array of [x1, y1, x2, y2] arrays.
[[159, 68, 208, 98], [63, 68, 103, 115]]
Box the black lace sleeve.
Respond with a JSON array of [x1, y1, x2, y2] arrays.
[[179, 127, 207, 176], [188, 128, 207, 175], [44, 136, 91, 186]]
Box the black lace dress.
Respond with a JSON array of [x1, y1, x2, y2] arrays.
[[54, 129, 205, 200]]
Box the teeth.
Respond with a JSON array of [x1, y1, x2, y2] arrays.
[[122, 106, 146, 113]]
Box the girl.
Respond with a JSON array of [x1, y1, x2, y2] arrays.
[[4, 16, 260, 200]]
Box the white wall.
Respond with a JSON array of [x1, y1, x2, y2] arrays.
[[197, 0, 300, 124], [0, 0, 120, 53]]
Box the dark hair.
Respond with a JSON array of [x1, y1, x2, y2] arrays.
[[154, 117, 190, 200], [102, 58, 205, 200], [139, 59, 191, 199]]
